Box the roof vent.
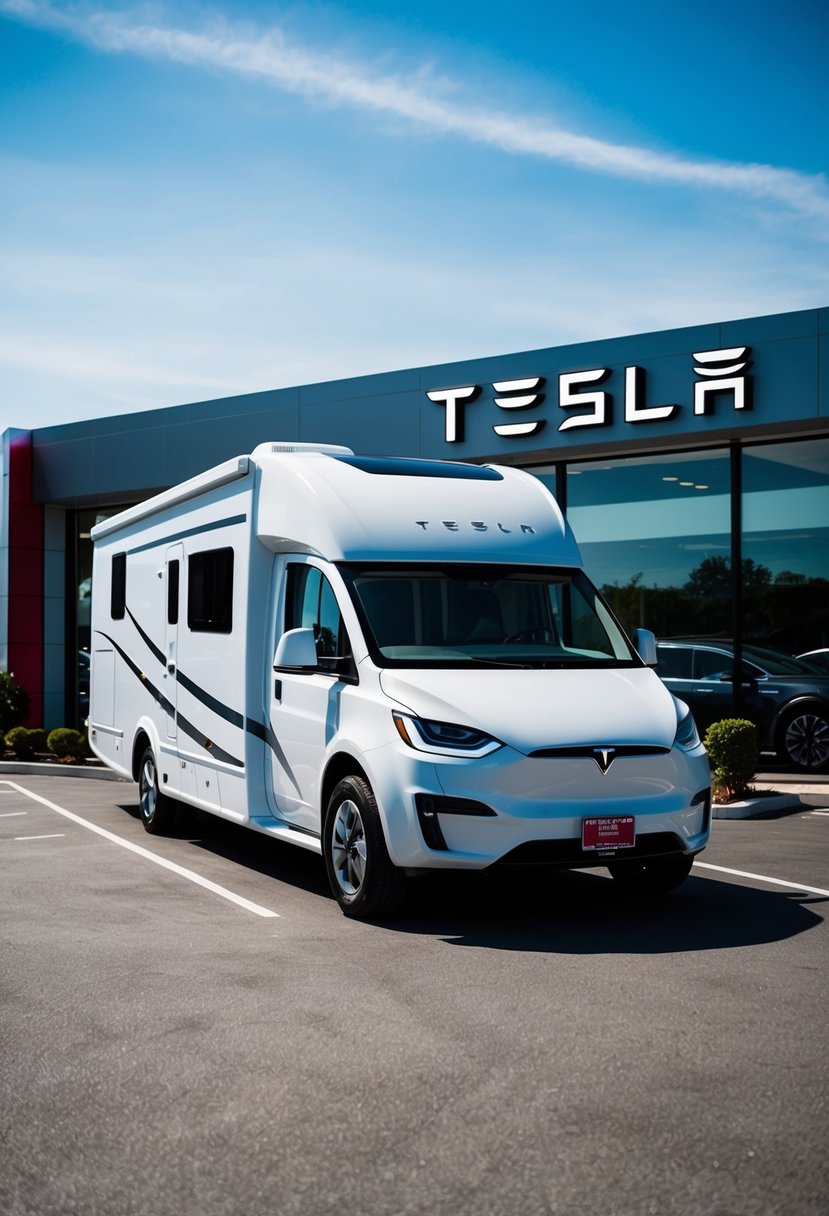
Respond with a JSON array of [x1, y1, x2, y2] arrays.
[[260, 442, 354, 456]]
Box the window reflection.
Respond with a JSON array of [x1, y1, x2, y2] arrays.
[[537, 451, 732, 641], [743, 439, 829, 656], [73, 507, 127, 727]]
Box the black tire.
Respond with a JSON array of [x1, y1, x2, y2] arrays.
[[323, 776, 406, 919], [138, 746, 178, 835], [608, 854, 694, 896], [778, 706, 829, 772]]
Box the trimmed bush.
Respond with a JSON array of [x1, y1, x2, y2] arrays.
[[704, 718, 758, 802], [46, 727, 88, 764], [5, 726, 47, 759], [0, 671, 29, 736], [28, 728, 48, 755]]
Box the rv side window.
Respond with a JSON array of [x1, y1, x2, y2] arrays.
[[111, 553, 126, 619], [286, 565, 351, 663], [188, 548, 234, 633], [167, 560, 180, 626]]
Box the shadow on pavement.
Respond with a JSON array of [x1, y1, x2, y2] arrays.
[[118, 799, 825, 954], [388, 867, 825, 954], [119, 800, 331, 900]]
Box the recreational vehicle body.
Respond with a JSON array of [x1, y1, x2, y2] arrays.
[[89, 443, 711, 917]]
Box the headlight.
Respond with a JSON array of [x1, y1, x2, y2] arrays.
[[392, 712, 503, 758], [673, 705, 701, 752]]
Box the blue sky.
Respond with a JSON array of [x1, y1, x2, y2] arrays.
[[1, 0, 827, 434]]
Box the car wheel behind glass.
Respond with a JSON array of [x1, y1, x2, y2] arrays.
[[779, 707, 829, 772], [323, 775, 406, 919], [608, 854, 694, 895]]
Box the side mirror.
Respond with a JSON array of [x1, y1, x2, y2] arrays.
[[634, 628, 658, 667], [273, 627, 318, 671]]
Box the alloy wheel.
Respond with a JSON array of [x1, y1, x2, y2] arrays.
[[330, 798, 368, 896], [785, 712, 829, 770]]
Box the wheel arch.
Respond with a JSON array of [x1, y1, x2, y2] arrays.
[[771, 696, 829, 744], [320, 751, 370, 824], [131, 717, 161, 781]]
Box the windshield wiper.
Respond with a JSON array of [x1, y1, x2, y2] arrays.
[[461, 656, 537, 669]]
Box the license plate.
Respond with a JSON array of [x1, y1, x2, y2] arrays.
[[582, 815, 635, 851]]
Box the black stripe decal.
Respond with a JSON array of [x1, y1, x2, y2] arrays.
[[126, 608, 165, 666], [97, 631, 245, 768], [127, 513, 247, 556], [97, 631, 175, 719], [245, 717, 302, 798], [125, 608, 245, 729], [97, 618, 293, 783], [177, 669, 245, 729]]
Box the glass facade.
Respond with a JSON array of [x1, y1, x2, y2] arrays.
[[742, 438, 829, 656], [530, 438, 829, 663], [540, 450, 732, 641], [72, 507, 128, 727]]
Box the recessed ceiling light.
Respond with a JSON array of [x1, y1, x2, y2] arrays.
[[662, 476, 679, 482], [694, 484, 709, 490], [679, 481, 694, 486]]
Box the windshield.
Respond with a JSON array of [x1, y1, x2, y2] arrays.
[[340, 563, 639, 669]]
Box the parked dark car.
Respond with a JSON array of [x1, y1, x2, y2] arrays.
[[655, 640, 829, 772], [797, 649, 829, 675]]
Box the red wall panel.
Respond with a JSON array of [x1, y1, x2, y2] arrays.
[[7, 434, 43, 726]]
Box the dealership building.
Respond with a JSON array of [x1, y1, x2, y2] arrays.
[[2, 305, 828, 729]]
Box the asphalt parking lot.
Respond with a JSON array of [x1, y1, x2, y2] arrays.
[[1, 773, 827, 1216]]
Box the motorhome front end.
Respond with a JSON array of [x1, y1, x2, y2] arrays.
[[90, 444, 711, 917]]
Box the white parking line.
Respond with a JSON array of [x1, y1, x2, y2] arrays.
[[695, 861, 829, 898], [0, 812, 28, 817], [806, 811, 829, 817], [1, 781, 280, 919], [15, 834, 65, 841]]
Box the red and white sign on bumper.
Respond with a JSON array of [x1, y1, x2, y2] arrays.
[[582, 816, 635, 851]]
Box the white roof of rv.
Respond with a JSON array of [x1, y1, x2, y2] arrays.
[[90, 446, 581, 567], [251, 447, 581, 566], [90, 455, 251, 541]]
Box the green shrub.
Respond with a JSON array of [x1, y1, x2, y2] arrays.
[[704, 718, 758, 801], [5, 726, 46, 759], [0, 671, 29, 736], [46, 727, 88, 764], [28, 728, 48, 755]]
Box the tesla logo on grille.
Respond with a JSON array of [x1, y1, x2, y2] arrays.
[[593, 747, 616, 773]]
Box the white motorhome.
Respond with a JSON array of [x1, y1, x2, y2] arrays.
[[89, 443, 711, 917]]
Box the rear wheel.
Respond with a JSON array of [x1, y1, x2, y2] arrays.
[[138, 746, 177, 835], [608, 854, 694, 895], [779, 707, 829, 772], [323, 776, 406, 919]]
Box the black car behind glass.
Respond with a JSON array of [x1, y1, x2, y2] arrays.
[[655, 640, 829, 772]]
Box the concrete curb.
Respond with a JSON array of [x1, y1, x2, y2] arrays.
[[0, 761, 132, 782], [712, 792, 804, 820]]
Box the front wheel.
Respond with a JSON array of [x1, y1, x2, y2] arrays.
[[779, 707, 829, 772], [608, 854, 694, 895], [138, 747, 178, 835], [323, 776, 406, 919]]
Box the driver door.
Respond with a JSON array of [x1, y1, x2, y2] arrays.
[[268, 560, 354, 835]]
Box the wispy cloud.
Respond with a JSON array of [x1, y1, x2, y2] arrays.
[[4, 0, 829, 223]]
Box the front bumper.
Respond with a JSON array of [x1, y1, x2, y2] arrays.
[[368, 740, 711, 871]]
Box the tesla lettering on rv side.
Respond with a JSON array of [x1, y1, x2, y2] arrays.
[[414, 521, 537, 534]]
